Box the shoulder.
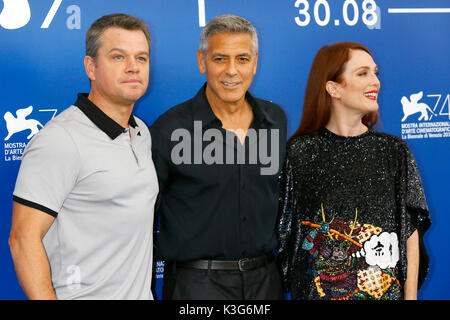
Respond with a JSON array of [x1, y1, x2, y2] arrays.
[[370, 130, 411, 154], [254, 96, 285, 114], [278, 133, 324, 176], [38, 105, 99, 139], [286, 132, 320, 152], [150, 98, 195, 132], [149, 98, 198, 149], [21, 108, 81, 169], [282, 132, 322, 167], [149, 99, 196, 147], [371, 130, 403, 143], [28, 107, 80, 147], [253, 96, 287, 124]]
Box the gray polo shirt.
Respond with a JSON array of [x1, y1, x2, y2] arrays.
[[13, 93, 158, 300]]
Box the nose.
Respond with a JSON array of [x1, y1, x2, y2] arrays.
[[371, 72, 380, 88], [125, 57, 139, 73], [225, 60, 237, 76]]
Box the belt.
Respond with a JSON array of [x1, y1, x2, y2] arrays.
[[175, 252, 274, 272]]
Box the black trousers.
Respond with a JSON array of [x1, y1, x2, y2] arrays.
[[162, 261, 283, 300]]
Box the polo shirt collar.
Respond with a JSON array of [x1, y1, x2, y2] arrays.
[[74, 93, 138, 140], [192, 83, 276, 127]]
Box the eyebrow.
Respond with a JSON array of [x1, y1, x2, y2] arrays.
[[353, 65, 378, 72], [108, 48, 149, 56], [211, 52, 252, 58]]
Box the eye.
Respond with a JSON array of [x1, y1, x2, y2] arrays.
[[137, 56, 147, 62], [358, 71, 368, 76], [113, 55, 123, 61], [238, 57, 250, 63]]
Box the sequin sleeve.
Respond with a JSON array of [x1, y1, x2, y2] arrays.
[[405, 147, 431, 235], [403, 144, 431, 288], [277, 156, 302, 293]]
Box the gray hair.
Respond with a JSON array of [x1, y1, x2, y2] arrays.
[[86, 13, 151, 60], [199, 14, 258, 56]]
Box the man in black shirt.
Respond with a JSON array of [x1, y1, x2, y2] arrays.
[[150, 14, 287, 299]]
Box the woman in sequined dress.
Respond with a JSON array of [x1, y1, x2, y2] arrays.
[[277, 42, 431, 300]]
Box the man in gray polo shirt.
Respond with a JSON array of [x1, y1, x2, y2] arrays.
[[8, 14, 158, 300]]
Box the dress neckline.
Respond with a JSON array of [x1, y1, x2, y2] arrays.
[[321, 127, 373, 141]]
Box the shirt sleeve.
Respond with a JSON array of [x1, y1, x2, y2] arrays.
[[149, 123, 172, 211], [13, 123, 80, 217]]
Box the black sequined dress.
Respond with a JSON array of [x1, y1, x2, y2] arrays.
[[277, 128, 431, 300]]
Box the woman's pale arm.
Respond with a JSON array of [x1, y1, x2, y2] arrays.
[[404, 229, 419, 300]]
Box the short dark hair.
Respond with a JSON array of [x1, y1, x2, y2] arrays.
[[86, 13, 151, 60]]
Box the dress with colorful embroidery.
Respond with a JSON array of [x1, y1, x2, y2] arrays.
[[277, 128, 431, 300], [301, 205, 401, 300]]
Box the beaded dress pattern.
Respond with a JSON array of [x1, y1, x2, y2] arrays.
[[277, 128, 431, 300]]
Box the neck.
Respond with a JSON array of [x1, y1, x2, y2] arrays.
[[205, 87, 252, 131], [88, 90, 134, 128], [326, 106, 368, 137]]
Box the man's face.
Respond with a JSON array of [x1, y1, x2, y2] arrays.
[[85, 27, 150, 106], [197, 32, 257, 107]]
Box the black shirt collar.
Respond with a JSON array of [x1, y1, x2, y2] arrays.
[[192, 83, 276, 128], [74, 93, 138, 140]]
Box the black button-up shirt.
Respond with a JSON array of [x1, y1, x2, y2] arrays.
[[150, 84, 287, 261]]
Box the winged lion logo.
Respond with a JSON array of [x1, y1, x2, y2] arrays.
[[4, 106, 43, 141]]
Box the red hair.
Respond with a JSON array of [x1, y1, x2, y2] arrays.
[[291, 42, 378, 139]]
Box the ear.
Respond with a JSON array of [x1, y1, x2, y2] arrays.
[[252, 52, 258, 75], [84, 56, 96, 81], [325, 80, 341, 99], [197, 49, 206, 74]]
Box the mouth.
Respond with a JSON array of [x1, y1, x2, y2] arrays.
[[122, 79, 142, 84], [363, 90, 378, 101], [221, 81, 241, 88]]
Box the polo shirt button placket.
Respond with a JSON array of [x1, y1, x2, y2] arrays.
[[126, 128, 140, 167], [131, 147, 140, 166]]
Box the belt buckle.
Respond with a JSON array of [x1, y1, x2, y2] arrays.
[[238, 258, 250, 271]]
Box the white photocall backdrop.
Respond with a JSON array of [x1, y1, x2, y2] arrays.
[[0, 0, 449, 299]]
